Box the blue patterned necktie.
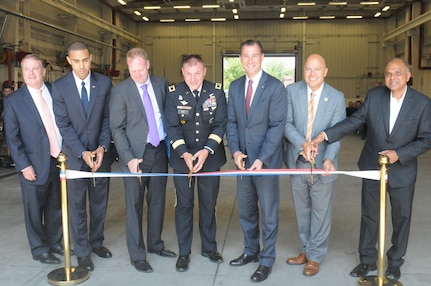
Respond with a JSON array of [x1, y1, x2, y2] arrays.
[[141, 84, 159, 147], [81, 81, 89, 116]]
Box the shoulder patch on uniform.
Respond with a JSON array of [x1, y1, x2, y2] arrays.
[[169, 85, 176, 92], [215, 82, 222, 90]]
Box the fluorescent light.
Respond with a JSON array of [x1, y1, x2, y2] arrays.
[[144, 6, 161, 10], [360, 1, 379, 5], [346, 15, 363, 19], [280, 13, 285, 18], [202, 5, 220, 9], [160, 19, 175, 22], [173, 5, 191, 9], [232, 9, 238, 14], [320, 16, 336, 19], [374, 12, 381, 17], [292, 16, 309, 20], [234, 15, 239, 20], [281, 7, 286, 13], [117, 0, 127, 5], [133, 10, 141, 16], [185, 18, 200, 22], [142, 16, 149, 21], [328, 1, 347, 5], [211, 18, 226, 22], [297, 2, 316, 6], [382, 5, 390, 12]]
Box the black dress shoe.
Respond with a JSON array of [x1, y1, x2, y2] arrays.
[[385, 264, 401, 280], [131, 260, 153, 273], [33, 252, 61, 264], [148, 248, 177, 258], [201, 250, 224, 263], [349, 263, 377, 277], [229, 253, 259, 266], [251, 265, 271, 283], [50, 245, 64, 256], [176, 255, 190, 272], [77, 255, 94, 271], [92, 246, 112, 258]]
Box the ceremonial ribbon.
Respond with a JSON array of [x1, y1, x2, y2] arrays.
[[63, 168, 381, 181]]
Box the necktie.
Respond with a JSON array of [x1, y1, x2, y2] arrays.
[[306, 92, 316, 141], [81, 81, 89, 116], [245, 79, 253, 117], [193, 90, 199, 98], [37, 89, 61, 158], [141, 84, 159, 147]]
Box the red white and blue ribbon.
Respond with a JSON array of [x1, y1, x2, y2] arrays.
[[63, 168, 381, 181]]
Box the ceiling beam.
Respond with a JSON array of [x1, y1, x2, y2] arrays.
[[384, 9, 431, 42]]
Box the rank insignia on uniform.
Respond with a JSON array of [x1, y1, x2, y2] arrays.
[[215, 82, 222, 89], [180, 100, 188, 105], [181, 120, 186, 125], [178, 95, 183, 100], [169, 85, 176, 92]]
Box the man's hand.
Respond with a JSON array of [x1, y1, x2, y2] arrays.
[[191, 149, 209, 173], [302, 141, 317, 162], [249, 159, 263, 171], [182, 152, 195, 172], [22, 165, 36, 181], [91, 146, 105, 171], [233, 151, 247, 170], [322, 159, 336, 176], [82, 151, 94, 169], [379, 150, 399, 164], [127, 158, 143, 173]]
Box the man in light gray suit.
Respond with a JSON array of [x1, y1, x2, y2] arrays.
[[226, 40, 286, 283], [285, 54, 346, 276], [110, 48, 176, 273]]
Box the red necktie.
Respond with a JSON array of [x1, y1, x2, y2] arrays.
[[245, 79, 253, 117]]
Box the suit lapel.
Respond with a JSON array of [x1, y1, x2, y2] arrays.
[[380, 89, 391, 136], [21, 87, 45, 129], [249, 73, 266, 118], [389, 88, 412, 137], [87, 73, 98, 118], [66, 73, 87, 121]]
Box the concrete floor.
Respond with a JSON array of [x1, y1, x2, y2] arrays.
[[0, 134, 430, 286]]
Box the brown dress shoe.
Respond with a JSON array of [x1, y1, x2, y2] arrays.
[[286, 253, 307, 265], [303, 260, 319, 276]]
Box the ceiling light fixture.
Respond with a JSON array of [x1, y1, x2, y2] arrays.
[[211, 18, 227, 21], [234, 15, 239, 20], [142, 16, 149, 21], [133, 10, 141, 16], [374, 12, 382, 17], [346, 15, 363, 19], [320, 16, 336, 19], [382, 5, 390, 12], [297, 2, 316, 6], [185, 18, 200, 22], [281, 7, 286, 13], [202, 5, 220, 9], [293, 16, 309, 19], [160, 19, 175, 22], [328, 1, 347, 5], [117, 0, 127, 5], [280, 13, 285, 18], [144, 6, 161, 10], [360, 1, 379, 5], [173, 5, 191, 9], [232, 9, 238, 14]]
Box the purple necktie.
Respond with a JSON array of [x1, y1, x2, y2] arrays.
[[141, 84, 159, 147]]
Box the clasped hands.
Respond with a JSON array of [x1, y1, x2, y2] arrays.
[[82, 146, 105, 171], [183, 149, 209, 174], [303, 133, 335, 175]]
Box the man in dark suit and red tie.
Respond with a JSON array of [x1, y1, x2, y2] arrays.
[[4, 54, 63, 264], [52, 41, 113, 272], [312, 58, 431, 281], [109, 48, 176, 273], [226, 40, 287, 283]]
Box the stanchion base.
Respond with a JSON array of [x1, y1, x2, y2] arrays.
[[358, 276, 403, 286], [47, 267, 90, 285]]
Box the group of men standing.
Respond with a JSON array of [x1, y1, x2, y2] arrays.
[[4, 38, 431, 283]]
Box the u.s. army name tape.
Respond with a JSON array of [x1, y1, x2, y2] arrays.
[[63, 169, 381, 181]]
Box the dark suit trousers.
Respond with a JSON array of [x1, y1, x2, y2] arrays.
[[174, 173, 220, 255], [123, 143, 168, 262], [237, 174, 280, 268], [359, 179, 414, 267], [21, 157, 62, 257], [67, 167, 110, 257]]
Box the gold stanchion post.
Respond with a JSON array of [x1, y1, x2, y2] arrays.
[[358, 155, 402, 286], [47, 153, 90, 285]]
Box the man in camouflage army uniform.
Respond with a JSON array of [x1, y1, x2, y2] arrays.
[[165, 54, 227, 272]]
